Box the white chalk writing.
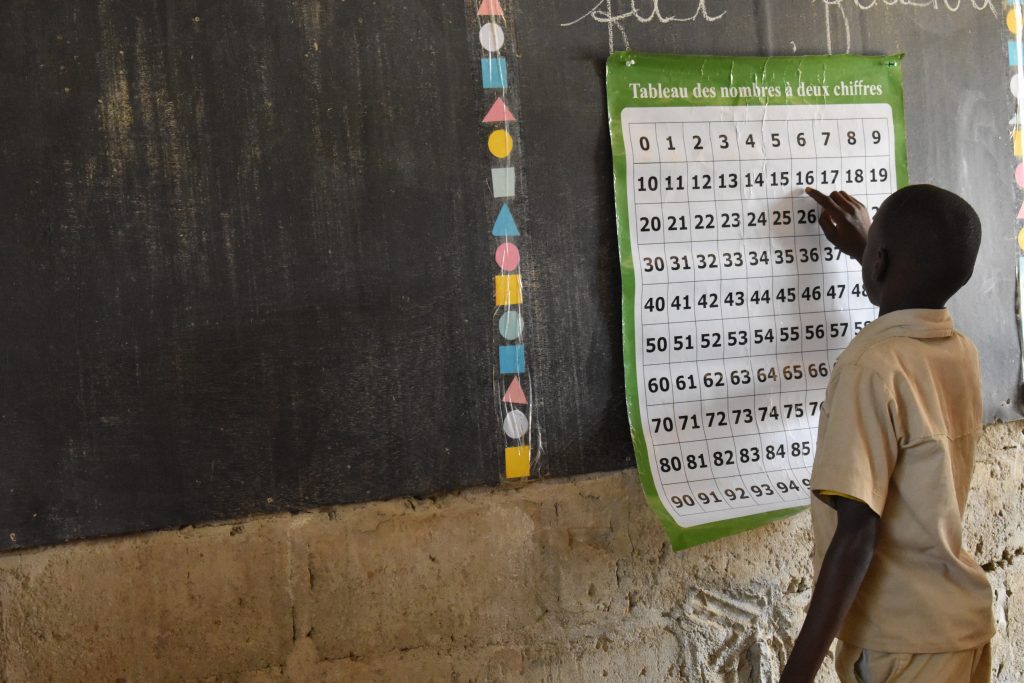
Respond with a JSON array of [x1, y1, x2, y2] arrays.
[[561, 0, 726, 53], [818, 0, 997, 55]]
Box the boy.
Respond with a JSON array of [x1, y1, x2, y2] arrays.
[[779, 185, 994, 683]]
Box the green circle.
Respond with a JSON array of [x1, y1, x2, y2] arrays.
[[498, 310, 523, 340]]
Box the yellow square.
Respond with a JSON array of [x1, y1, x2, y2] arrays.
[[1015, 131, 1022, 157], [505, 446, 530, 479], [495, 275, 522, 305]]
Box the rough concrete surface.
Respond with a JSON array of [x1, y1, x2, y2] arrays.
[[1, 421, 1023, 682]]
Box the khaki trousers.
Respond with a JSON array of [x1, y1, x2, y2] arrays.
[[836, 641, 991, 683]]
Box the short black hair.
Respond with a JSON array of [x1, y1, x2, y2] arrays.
[[875, 184, 982, 301]]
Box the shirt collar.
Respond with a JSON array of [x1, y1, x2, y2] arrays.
[[851, 308, 955, 348]]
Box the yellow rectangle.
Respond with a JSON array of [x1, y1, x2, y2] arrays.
[[1015, 131, 1022, 157], [505, 446, 530, 479], [495, 275, 522, 306]]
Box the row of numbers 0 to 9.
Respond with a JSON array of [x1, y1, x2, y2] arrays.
[[641, 273, 872, 322], [632, 159, 893, 204], [660, 468, 814, 516], [643, 352, 838, 406], [654, 432, 816, 486], [633, 196, 886, 245], [646, 391, 824, 445], [641, 310, 875, 364], [629, 118, 890, 163]]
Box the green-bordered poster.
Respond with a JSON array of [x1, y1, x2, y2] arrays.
[[606, 53, 907, 549]]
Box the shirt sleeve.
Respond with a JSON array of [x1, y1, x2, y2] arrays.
[[811, 364, 899, 517], [817, 490, 864, 505]]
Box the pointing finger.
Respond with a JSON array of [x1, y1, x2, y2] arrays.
[[805, 187, 842, 215]]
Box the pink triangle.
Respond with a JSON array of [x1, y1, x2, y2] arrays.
[[483, 97, 516, 123], [1018, 200, 1024, 220], [501, 377, 528, 404], [477, 0, 504, 17]]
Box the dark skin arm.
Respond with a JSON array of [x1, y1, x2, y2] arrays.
[[779, 497, 880, 683]]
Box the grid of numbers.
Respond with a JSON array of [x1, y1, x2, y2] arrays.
[[622, 104, 892, 527]]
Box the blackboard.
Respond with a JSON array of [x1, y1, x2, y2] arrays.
[[0, 0, 1018, 550]]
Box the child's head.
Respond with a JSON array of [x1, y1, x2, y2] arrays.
[[862, 184, 981, 310]]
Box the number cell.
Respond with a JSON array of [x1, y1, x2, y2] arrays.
[[694, 319, 726, 362], [666, 282, 697, 322], [675, 400, 707, 444], [812, 119, 841, 157], [707, 437, 740, 477], [647, 402, 679, 446], [728, 394, 759, 437], [763, 121, 791, 160], [635, 203, 665, 244], [664, 482, 704, 513], [641, 283, 670, 324], [787, 120, 816, 159], [712, 160, 743, 201], [661, 162, 689, 203], [839, 119, 867, 157], [661, 202, 690, 242], [671, 361, 701, 402], [742, 198, 770, 239], [800, 312, 828, 352], [683, 121, 714, 162], [864, 119, 889, 157], [722, 317, 751, 359], [797, 273, 825, 314], [708, 121, 739, 161], [663, 243, 695, 283], [644, 363, 675, 406], [688, 162, 717, 202], [669, 321, 699, 363], [655, 122, 686, 162], [768, 197, 796, 238], [795, 237, 824, 276], [653, 444, 686, 484], [764, 159, 794, 200], [740, 160, 768, 201], [734, 433, 767, 475], [736, 122, 766, 160], [744, 238, 773, 279], [688, 202, 719, 242], [745, 280, 775, 319], [692, 279, 722, 322], [630, 123, 660, 163], [840, 157, 867, 198], [638, 244, 668, 285]]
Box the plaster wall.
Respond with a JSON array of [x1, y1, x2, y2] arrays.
[[1, 422, 1023, 682]]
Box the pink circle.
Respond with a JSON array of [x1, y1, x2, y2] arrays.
[[1016, 163, 1024, 189], [495, 243, 520, 271]]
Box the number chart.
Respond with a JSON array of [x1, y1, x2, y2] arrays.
[[608, 53, 906, 549]]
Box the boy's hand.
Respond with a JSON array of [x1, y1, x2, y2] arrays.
[[805, 188, 872, 263]]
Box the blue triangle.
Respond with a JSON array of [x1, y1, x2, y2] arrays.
[[492, 203, 519, 237]]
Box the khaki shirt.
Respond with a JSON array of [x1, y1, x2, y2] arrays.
[[810, 308, 994, 653]]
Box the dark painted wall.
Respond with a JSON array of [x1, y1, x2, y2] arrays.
[[0, 0, 1016, 549]]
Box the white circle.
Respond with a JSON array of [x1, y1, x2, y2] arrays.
[[1013, 73, 1021, 99], [502, 409, 529, 439], [479, 22, 505, 52]]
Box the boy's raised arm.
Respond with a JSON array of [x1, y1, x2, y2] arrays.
[[780, 497, 880, 683], [805, 188, 873, 263]]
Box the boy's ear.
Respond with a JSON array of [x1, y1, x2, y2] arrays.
[[872, 247, 889, 283]]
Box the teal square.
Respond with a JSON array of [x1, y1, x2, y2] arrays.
[[499, 345, 525, 374], [481, 57, 508, 89]]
